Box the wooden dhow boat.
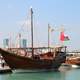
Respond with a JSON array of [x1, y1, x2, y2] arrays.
[[0, 47, 66, 70], [0, 8, 66, 71]]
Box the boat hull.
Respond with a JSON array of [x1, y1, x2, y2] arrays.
[[0, 48, 66, 70], [66, 58, 80, 67]]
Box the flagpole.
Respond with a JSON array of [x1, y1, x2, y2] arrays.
[[48, 24, 54, 50]]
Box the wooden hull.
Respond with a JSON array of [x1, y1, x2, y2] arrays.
[[66, 58, 80, 66], [0, 48, 66, 70]]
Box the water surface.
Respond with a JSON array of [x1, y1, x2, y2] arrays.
[[0, 69, 80, 80]]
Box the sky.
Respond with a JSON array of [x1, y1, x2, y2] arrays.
[[0, 0, 80, 50]]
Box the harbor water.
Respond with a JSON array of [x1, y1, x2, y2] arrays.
[[0, 68, 80, 80]]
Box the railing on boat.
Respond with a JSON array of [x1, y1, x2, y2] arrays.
[[3, 46, 66, 58]]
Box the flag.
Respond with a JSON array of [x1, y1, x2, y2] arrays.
[[48, 24, 54, 32], [60, 32, 65, 41], [64, 36, 70, 41], [60, 31, 69, 41]]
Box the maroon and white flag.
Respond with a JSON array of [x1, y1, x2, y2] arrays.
[[60, 31, 69, 41]]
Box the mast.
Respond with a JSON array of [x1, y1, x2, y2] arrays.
[[48, 24, 50, 49], [19, 33, 21, 48], [48, 24, 54, 51], [30, 7, 34, 58]]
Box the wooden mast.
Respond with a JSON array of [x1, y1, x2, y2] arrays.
[[48, 24, 50, 50], [30, 7, 34, 58]]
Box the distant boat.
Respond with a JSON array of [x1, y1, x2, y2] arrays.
[[0, 8, 66, 71], [66, 57, 80, 67]]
